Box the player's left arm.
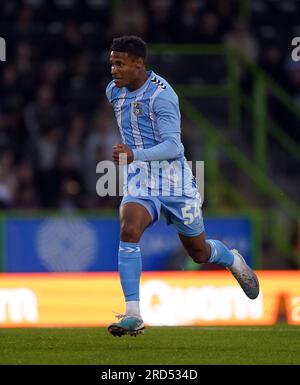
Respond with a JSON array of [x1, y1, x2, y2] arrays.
[[132, 94, 182, 162], [112, 93, 182, 164]]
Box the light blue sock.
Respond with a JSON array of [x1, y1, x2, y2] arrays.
[[207, 240, 234, 267], [118, 241, 142, 301]]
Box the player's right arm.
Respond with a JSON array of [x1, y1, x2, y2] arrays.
[[105, 81, 115, 103]]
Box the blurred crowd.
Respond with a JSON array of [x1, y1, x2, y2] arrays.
[[0, 0, 300, 210]]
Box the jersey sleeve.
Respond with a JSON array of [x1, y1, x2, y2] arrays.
[[132, 91, 183, 162], [105, 81, 115, 103], [152, 93, 181, 138]]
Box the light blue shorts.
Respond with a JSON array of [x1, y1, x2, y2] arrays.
[[120, 192, 204, 237]]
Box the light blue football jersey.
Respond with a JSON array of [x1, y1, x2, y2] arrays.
[[106, 71, 197, 197], [106, 71, 182, 151]]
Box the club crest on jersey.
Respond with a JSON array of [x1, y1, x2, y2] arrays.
[[133, 102, 142, 116]]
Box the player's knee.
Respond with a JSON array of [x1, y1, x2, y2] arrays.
[[120, 222, 142, 243], [189, 246, 210, 264]]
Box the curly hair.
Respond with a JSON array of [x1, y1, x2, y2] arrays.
[[110, 35, 147, 59]]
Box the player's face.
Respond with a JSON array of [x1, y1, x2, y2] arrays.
[[110, 51, 141, 88]]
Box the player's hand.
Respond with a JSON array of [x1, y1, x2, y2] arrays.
[[112, 144, 134, 165]]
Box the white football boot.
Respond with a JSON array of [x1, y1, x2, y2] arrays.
[[108, 313, 145, 337], [228, 249, 260, 299]]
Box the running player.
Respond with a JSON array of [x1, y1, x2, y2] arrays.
[[105, 35, 259, 337]]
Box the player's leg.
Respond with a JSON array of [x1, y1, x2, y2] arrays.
[[119, 202, 152, 242], [161, 190, 259, 300], [119, 201, 152, 318], [178, 231, 259, 299], [178, 232, 234, 267], [108, 200, 156, 337]]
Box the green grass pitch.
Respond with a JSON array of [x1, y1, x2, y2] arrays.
[[0, 325, 299, 365]]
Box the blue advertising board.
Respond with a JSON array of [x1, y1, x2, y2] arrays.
[[4, 216, 253, 272]]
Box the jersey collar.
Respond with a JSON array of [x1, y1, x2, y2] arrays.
[[125, 70, 154, 96]]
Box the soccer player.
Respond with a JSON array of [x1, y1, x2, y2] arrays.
[[106, 36, 259, 337]]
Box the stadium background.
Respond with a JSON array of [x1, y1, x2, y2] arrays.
[[0, 0, 300, 328]]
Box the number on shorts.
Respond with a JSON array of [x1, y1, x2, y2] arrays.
[[181, 202, 200, 225]]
